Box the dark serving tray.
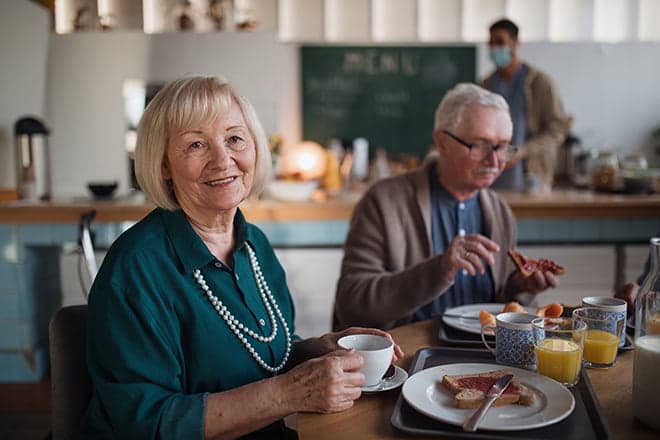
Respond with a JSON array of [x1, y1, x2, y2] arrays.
[[439, 321, 635, 351], [391, 347, 611, 439], [438, 321, 493, 346]]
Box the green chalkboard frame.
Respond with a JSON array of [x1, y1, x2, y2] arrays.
[[302, 45, 476, 158]]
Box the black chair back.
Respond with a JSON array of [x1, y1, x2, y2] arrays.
[[49, 305, 90, 440]]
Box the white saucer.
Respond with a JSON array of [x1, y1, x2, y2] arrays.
[[361, 365, 408, 393]]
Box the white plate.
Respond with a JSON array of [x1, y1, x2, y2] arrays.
[[442, 303, 535, 336], [402, 363, 575, 431], [361, 365, 408, 394]]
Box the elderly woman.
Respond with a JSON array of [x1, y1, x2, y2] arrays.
[[83, 75, 402, 439]]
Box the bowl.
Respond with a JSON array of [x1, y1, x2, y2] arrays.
[[621, 170, 658, 194], [87, 181, 118, 199], [264, 180, 319, 202]]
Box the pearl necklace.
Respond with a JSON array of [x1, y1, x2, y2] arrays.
[[192, 243, 292, 373]]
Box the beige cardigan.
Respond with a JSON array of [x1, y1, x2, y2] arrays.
[[333, 162, 518, 330]]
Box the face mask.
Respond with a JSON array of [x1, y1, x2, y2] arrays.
[[489, 46, 512, 68]]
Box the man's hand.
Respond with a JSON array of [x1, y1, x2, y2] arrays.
[[506, 269, 559, 296], [439, 234, 500, 282]]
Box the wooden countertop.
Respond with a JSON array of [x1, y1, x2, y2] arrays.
[[0, 189, 659, 223], [297, 319, 657, 440]]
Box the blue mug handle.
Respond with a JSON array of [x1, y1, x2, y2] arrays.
[[481, 325, 496, 354]]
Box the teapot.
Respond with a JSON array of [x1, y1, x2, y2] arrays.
[[14, 117, 51, 200]]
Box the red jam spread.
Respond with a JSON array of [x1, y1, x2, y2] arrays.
[[523, 262, 536, 271], [455, 377, 519, 394]]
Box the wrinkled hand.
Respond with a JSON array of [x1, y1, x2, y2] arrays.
[[318, 327, 404, 362], [281, 349, 365, 413], [615, 282, 638, 311], [508, 269, 559, 295], [440, 234, 500, 280]]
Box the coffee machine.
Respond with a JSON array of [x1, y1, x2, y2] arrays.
[[14, 116, 51, 200]]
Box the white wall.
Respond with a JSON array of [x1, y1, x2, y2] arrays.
[[275, 248, 343, 337], [477, 42, 660, 163], [46, 31, 298, 196], [0, 1, 49, 189], [146, 32, 298, 142], [47, 33, 150, 196]]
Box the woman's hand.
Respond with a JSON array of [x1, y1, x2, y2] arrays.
[[203, 349, 364, 438], [318, 327, 404, 362], [279, 349, 365, 413], [439, 234, 500, 281]]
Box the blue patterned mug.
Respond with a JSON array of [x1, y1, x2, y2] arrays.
[[481, 312, 538, 368], [581, 296, 627, 347]]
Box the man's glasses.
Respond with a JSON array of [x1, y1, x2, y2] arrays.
[[442, 130, 517, 162]]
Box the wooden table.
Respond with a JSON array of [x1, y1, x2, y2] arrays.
[[297, 319, 657, 440]]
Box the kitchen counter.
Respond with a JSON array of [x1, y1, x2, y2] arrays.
[[1, 189, 658, 250], [1, 189, 660, 223]]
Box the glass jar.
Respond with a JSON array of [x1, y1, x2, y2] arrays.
[[620, 154, 648, 172], [632, 237, 660, 430], [591, 152, 619, 191]]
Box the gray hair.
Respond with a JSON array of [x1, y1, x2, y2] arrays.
[[135, 75, 271, 210], [434, 83, 510, 132]]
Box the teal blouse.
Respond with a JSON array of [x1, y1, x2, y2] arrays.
[[83, 208, 297, 439]]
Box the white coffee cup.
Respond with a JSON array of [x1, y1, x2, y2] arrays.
[[582, 296, 627, 347], [337, 334, 393, 386]]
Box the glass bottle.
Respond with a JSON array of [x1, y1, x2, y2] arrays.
[[632, 237, 660, 430]]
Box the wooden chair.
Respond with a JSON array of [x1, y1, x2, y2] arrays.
[[49, 305, 90, 440]]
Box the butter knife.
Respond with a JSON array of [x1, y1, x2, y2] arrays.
[[462, 374, 514, 432], [442, 314, 480, 320]]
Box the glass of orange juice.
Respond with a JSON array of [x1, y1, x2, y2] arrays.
[[532, 317, 586, 387], [573, 307, 623, 368]]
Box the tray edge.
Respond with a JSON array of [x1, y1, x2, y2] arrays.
[[390, 346, 612, 439]]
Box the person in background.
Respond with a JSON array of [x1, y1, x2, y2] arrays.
[[617, 279, 641, 313], [83, 75, 402, 439], [616, 251, 655, 312], [333, 83, 559, 331], [482, 18, 570, 192]]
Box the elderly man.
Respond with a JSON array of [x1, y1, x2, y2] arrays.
[[333, 83, 559, 331]]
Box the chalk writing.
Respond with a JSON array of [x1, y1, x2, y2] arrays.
[[343, 50, 421, 76], [302, 46, 475, 157]]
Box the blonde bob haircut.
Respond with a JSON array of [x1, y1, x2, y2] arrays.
[[135, 75, 272, 211]]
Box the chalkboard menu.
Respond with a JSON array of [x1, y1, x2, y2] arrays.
[[302, 45, 476, 158]]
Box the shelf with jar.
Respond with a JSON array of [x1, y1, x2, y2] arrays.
[[54, 0, 277, 34]]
